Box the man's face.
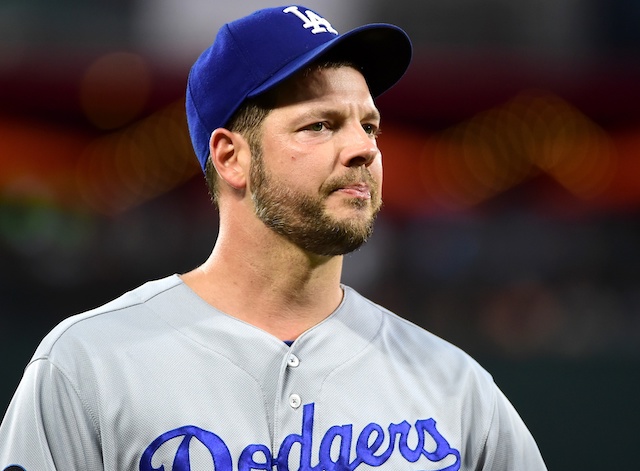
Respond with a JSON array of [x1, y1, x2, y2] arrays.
[[249, 65, 383, 257]]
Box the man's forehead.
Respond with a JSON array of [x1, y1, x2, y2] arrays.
[[271, 65, 375, 108]]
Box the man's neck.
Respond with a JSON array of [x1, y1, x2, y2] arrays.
[[180, 223, 344, 341]]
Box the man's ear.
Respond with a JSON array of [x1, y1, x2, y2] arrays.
[[209, 128, 250, 191]]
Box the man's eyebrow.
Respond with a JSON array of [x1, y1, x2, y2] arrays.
[[297, 107, 381, 121], [364, 108, 382, 122]]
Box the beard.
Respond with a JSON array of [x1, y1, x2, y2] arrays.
[[250, 151, 382, 257]]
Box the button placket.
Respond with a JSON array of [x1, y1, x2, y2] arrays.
[[285, 352, 302, 409]]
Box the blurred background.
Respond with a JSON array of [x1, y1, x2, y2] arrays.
[[1, 0, 639, 468]]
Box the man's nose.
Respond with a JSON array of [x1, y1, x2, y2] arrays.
[[340, 126, 380, 167]]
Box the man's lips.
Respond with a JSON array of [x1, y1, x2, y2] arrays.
[[332, 183, 371, 199]]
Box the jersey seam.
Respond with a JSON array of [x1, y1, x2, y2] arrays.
[[149, 309, 271, 409], [156, 320, 274, 447], [29, 279, 181, 363], [476, 384, 498, 468], [318, 301, 384, 394], [31, 357, 102, 466]]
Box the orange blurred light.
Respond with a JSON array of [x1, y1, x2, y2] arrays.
[[80, 52, 152, 130], [74, 101, 199, 215], [418, 90, 617, 210]]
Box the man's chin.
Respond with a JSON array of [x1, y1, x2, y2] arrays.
[[325, 198, 380, 221]]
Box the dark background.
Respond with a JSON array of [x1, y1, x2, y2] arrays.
[[2, 1, 640, 468]]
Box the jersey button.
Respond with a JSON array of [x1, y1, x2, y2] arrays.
[[289, 394, 302, 409], [287, 354, 300, 368]]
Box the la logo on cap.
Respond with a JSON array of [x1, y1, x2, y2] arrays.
[[283, 6, 338, 35]]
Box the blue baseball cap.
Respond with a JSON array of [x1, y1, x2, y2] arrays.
[[186, 5, 413, 172]]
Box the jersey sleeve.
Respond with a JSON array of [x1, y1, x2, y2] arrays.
[[478, 385, 548, 470], [0, 358, 103, 470]]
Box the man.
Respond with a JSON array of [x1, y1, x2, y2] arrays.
[[0, 5, 547, 470]]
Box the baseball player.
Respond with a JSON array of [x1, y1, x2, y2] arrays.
[[0, 5, 547, 470]]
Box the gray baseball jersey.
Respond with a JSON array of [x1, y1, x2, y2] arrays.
[[0, 275, 547, 470]]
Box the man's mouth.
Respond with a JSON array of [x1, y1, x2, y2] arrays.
[[333, 183, 371, 199]]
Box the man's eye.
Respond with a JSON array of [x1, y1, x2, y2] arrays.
[[308, 122, 325, 132], [363, 123, 379, 136]]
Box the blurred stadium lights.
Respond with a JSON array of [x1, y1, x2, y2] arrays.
[[1, 0, 640, 216], [1, 101, 198, 216], [76, 101, 198, 215], [80, 52, 152, 130], [418, 91, 616, 210]]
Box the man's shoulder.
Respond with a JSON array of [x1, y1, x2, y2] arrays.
[[32, 275, 184, 362], [345, 286, 493, 382]]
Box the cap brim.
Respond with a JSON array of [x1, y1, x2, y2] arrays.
[[248, 23, 412, 99]]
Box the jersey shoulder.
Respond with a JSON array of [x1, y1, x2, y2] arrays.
[[31, 274, 183, 363], [346, 286, 494, 383]]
